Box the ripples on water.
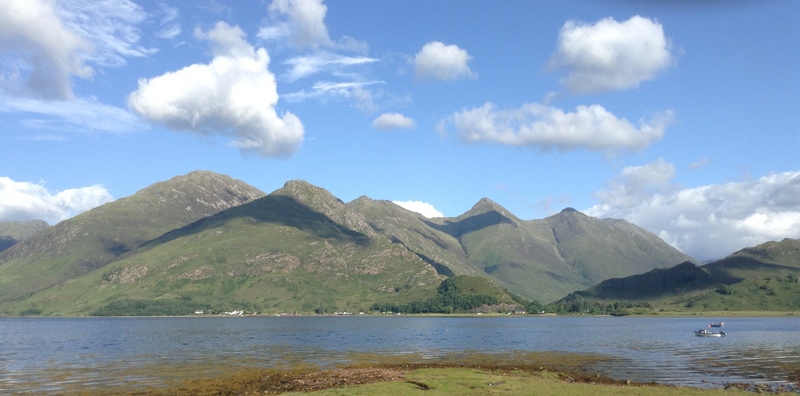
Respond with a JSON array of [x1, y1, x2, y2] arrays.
[[0, 316, 798, 393]]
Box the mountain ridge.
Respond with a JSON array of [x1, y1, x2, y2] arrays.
[[1, 170, 697, 315], [0, 171, 265, 301], [553, 238, 800, 313], [0, 220, 49, 253]]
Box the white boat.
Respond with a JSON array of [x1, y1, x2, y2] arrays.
[[695, 329, 726, 337]]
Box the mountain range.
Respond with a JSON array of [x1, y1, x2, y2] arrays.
[[1, 170, 697, 316]]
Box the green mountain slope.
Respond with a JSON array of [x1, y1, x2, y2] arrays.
[[417, 203, 694, 303], [13, 181, 441, 316], [724, 238, 800, 268], [0, 171, 264, 304], [432, 200, 585, 303], [0, 220, 48, 253], [553, 238, 800, 313], [544, 208, 695, 283], [348, 196, 476, 278], [353, 198, 692, 304]]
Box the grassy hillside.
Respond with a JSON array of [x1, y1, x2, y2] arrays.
[[0, 171, 264, 304], [551, 239, 800, 314], [442, 201, 586, 302], [544, 208, 695, 282], [726, 238, 800, 268], [9, 185, 443, 316], [371, 275, 527, 314], [421, 202, 693, 303]]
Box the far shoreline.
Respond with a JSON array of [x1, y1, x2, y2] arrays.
[[3, 310, 798, 319]]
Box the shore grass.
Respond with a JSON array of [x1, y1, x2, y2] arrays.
[[82, 364, 751, 396], [630, 310, 799, 317], [56, 352, 764, 396], [284, 366, 748, 396]]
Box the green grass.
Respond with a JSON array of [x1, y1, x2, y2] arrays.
[[286, 367, 748, 396], [65, 362, 752, 396]]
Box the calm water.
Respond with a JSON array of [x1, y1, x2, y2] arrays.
[[1, 316, 798, 393]]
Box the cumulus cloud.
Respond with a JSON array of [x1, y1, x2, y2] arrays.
[[552, 15, 672, 94], [258, 0, 366, 52], [393, 201, 444, 218], [372, 113, 415, 130], [586, 160, 800, 261], [414, 41, 476, 81], [442, 102, 672, 154], [258, 0, 331, 49], [0, 177, 113, 224], [128, 21, 304, 158]]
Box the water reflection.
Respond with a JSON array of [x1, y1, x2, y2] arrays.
[[0, 316, 798, 393]]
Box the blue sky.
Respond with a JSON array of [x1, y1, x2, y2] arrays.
[[1, 0, 798, 261]]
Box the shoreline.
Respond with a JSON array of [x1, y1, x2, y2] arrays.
[[7, 346, 797, 394], [63, 361, 796, 395], [3, 310, 798, 318]]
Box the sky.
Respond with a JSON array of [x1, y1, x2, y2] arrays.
[[0, 0, 798, 261]]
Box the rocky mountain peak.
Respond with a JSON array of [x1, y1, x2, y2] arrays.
[[464, 198, 515, 220], [275, 180, 375, 237], [134, 171, 264, 213]]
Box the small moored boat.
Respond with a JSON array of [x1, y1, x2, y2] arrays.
[[708, 321, 724, 328], [695, 329, 726, 337]]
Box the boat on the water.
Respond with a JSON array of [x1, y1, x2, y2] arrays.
[[695, 329, 726, 337], [708, 321, 724, 328]]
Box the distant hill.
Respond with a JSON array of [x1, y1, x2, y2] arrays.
[[0, 171, 265, 304], [552, 238, 800, 314], [724, 238, 800, 268], [1, 171, 696, 316], [0, 220, 48, 253]]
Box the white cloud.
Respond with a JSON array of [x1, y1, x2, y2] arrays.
[[156, 4, 182, 40], [443, 102, 672, 154], [258, 0, 331, 50], [552, 15, 672, 94], [282, 80, 383, 104], [257, 0, 374, 113], [372, 113, 415, 130], [0, 177, 113, 224], [586, 161, 800, 261], [393, 201, 444, 218], [58, 0, 154, 67], [0, 0, 93, 100], [0, 0, 153, 100], [0, 94, 144, 134], [414, 41, 476, 81], [128, 22, 304, 158], [283, 52, 378, 82]]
